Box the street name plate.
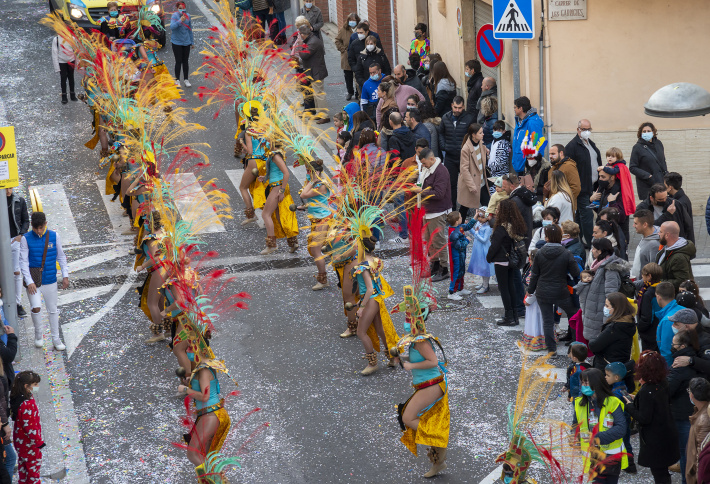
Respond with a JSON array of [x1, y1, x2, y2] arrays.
[[549, 0, 587, 20]]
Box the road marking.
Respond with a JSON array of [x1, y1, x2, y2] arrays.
[[476, 295, 505, 309], [225, 169, 265, 229], [67, 246, 130, 273], [94, 180, 135, 240], [64, 241, 132, 251], [165, 173, 226, 233], [58, 284, 114, 306], [62, 271, 137, 358], [694, 264, 710, 278], [31, 184, 82, 246], [700, 288, 710, 301], [479, 465, 503, 483]]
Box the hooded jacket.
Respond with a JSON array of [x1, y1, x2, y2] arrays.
[[636, 283, 659, 352], [631, 227, 660, 280], [588, 315, 636, 369], [404, 68, 427, 100], [668, 346, 702, 420], [466, 71, 484, 118], [527, 242, 580, 303], [512, 108, 544, 175], [656, 238, 696, 291], [577, 255, 631, 341], [388, 126, 416, 161], [433, 78, 457, 117], [656, 299, 682, 366]]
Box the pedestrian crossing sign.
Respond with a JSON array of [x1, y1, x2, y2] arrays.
[[493, 0, 535, 40], [0, 126, 19, 189]]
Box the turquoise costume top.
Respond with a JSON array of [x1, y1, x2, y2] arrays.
[[352, 259, 385, 299], [267, 156, 284, 184], [191, 368, 221, 411], [162, 287, 183, 318], [306, 181, 332, 219], [250, 136, 269, 161], [410, 341, 444, 385]]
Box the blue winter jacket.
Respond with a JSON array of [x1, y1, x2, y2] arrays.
[[512, 108, 544, 175], [656, 300, 682, 367], [170, 11, 194, 46]]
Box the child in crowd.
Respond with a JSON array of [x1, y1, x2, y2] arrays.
[[11, 371, 44, 484], [570, 270, 594, 349], [564, 342, 591, 401], [467, 208, 494, 294], [51, 27, 77, 104], [605, 362, 637, 473], [636, 262, 663, 352], [488, 120, 511, 195], [485, 176, 509, 218], [599, 147, 635, 218], [333, 111, 347, 136], [335, 131, 352, 163], [521, 250, 545, 351], [446, 211, 477, 301]]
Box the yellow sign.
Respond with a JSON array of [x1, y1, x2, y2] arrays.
[[0, 126, 19, 189]]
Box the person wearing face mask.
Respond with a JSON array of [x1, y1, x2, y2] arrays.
[[667, 328, 702, 484], [590, 169, 626, 229], [347, 22, 382, 90], [630, 122, 667, 201], [354, 35, 391, 92], [409, 22, 430, 57], [587, 292, 636, 371], [572, 368, 629, 480], [359, 64, 383, 119], [393, 64, 426, 101], [299, 0, 323, 38], [623, 350, 679, 484], [10, 371, 44, 484], [170, 1, 194, 88], [654, 281, 682, 366], [528, 207, 559, 253], [99, 1, 128, 40], [564, 118, 602, 248], [636, 183, 694, 243], [334, 13, 360, 101], [464, 59, 483, 117]]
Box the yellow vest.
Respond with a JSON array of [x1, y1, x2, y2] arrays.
[[574, 396, 629, 472]]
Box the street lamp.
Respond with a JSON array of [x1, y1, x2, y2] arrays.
[[644, 82, 710, 118]]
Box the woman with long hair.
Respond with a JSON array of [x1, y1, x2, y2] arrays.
[[588, 292, 636, 370], [357, 128, 386, 168], [574, 368, 629, 481], [458, 123, 488, 222], [350, 110, 375, 146], [375, 79, 398, 130], [417, 99, 440, 156], [486, 199, 527, 326], [546, 170, 575, 223], [258, 144, 299, 254], [238, 107, 269, 226], [300, 160, 332, 289], [623, 351, 679, 483], [334, 12, 360, 100], [135, 211, 168, 344], [430, 61, 456, 117]]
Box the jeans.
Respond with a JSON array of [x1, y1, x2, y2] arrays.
[[576, 193, 594, 248], [676, 418, 691, 484], [4, 443, 15, 482], [27, 282, 60, 342], [393, 194, 408, 238], [344, 70, 355, 96], [444, 158, 460, 209], [494, 264, 521, 312], [171, 43, 190, 80], [539, 295, 578, 353], [59, 62, 75, 94], [449, 251, 465, 294]]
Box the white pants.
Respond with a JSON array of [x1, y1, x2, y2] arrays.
[[27, 282, 60, 341], [10, 239, 22, 306]]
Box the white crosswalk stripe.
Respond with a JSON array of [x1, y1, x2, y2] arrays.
[[32, 183, 82, 246], [94, 180, 134, 239], [225, 169, 265, 229], [165, 173, 226, 233]]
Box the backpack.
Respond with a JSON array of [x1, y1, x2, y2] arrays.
[[618, 273, 636, 298], [507, 237, 528, 269]]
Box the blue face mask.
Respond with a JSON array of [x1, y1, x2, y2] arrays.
[[672, 326, 680, 335], [542, 220, 552, 227], [109, 10, 118, 17], [581, 385, 594, 396], [348, 20, 357, 28], [187, 352, 195, 362], [492, 131, 503, 139], [178, 8, 185, 12], [603, 307, 612, 317], [641, 131, 654, 142], [370, 74, 380, 81]]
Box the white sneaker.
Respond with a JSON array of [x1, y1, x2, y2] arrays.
[[447, 293, 463, 301], [175, 79, 181, 87], [457, 289, 473, 296], [53, 339, 66, 351], [388, 236, 408, 244], [34, 339, 43, 348], [183, 79, 192, 88]]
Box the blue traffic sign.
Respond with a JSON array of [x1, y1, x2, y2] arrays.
[[492, 0, 535, 40], [476, 25, 504, 69]]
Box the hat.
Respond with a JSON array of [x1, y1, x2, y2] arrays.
[[487, 176, 503, 188], [669, 308, 698, 325], [676, 291, 697, 309], [605, 361, 627, 379]]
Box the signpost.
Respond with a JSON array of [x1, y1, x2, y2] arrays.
[[476, 24, 504, 69], [493, 0, 535, 40], [0, 126, 19, 344]]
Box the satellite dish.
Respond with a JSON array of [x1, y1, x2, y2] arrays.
[[644, 82, 710, 118]]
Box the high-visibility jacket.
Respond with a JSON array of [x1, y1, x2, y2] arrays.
[[574, 396, 629, 472]]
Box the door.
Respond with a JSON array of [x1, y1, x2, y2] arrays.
[[328, 0, 338, 26], [357, 0, 368, 22], [474, 0, 498, 82]]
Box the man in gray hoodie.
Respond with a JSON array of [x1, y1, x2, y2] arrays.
[[631, 209, 661, 279]]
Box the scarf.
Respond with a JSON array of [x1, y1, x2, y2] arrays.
[[590, 254, 611, 272], [418, 158, 441, 185], [636, 281, 658, 305]]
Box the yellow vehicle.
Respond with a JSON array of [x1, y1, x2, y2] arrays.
[[48, 0, 167, 47]]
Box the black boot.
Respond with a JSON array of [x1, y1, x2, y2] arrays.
[[432, 266, 449, 282], [430, 260, 441, 277], [496, 310, 518, 326], [70, 92, 77, 101], [623, 455, 637, 474], [61, 93, 68, 104]]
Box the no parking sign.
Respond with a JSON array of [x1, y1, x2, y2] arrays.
[[476, 24, 504, 68]]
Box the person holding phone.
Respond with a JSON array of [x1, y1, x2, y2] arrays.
[[170, 1, 194, 87]]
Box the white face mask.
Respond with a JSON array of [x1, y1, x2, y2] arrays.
[[580, 130, 591, 140], [357, 33, 366, 41], [641, 131, 654, 142], [366, 44, 375, 52], [304, 2, 313, 8], [31, 385, 40, 395]]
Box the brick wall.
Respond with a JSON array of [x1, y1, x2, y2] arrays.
[[337, 0, 357, 25], [318, 0, 330, 23], [366, 0, 396, 65]]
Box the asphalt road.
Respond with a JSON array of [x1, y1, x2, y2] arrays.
[[0, 0, 688, 482]]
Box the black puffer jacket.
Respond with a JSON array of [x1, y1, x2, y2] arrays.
[[588, 316, 636, 369], [629, 137, 667, 201], [438, 110, 475, 163], [527, 243, 580, 303], [667, 346, 702, 420], [466, 72, 484, 117], [564, 134, 602, 195], [353, 47, 391, 87]]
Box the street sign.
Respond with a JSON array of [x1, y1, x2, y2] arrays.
[[0, 126, 19, 189], [476, 24, 504, 69], [493, 0, 535, 40]]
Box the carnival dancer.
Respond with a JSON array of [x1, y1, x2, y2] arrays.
[[239, 103, 269, 226], [258, 142, 299, 254], [299, 160, 332, 288], [390, 207, 449, 478], [324, 226, 359, 337], [136, 211, 168, 343]]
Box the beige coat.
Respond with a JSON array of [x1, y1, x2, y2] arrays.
[[334, 25, 353, 71], [458, 139, 488, 208], [687, 402, 710, 484]]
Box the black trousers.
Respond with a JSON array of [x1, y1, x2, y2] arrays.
[[172, 44, 191, 80], [444, 158, 460, 209], [649, 467, 671, 484], [494, 264, 522, 313], [59, 62, 75, 94], [344, 69, 354, 96], [539, 295, 578, 353]]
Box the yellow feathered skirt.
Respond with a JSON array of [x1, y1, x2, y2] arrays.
[[153, 64, 181, 101], [400, 380, 450, 455], [248, 158, 267, 210], [271, 185, 299, 239], [366, 276, 399, 353]]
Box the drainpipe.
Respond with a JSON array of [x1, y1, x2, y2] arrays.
[[389, 0, 397, 65], [544, 4, 552, 140], [538, 0, 545, 140]]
